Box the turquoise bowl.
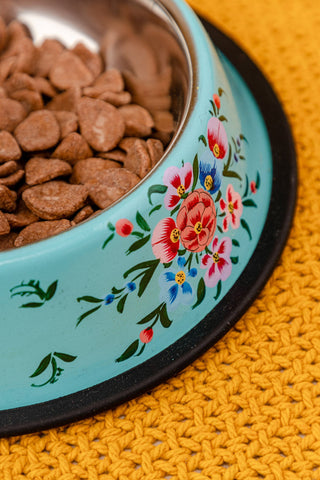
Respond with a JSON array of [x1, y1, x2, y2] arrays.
[[0, 0, 296, 435]]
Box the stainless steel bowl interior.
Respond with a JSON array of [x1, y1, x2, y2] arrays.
[[0, 0, 193, 145]]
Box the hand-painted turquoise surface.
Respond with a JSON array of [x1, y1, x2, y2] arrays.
[[0, 0, 272, 410]]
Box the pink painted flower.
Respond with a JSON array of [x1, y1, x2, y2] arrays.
[[213, 93, 221, 110], [250, 181, 257, 194], [207, 117, 228, 160], [140, 328, 153, 344], [163, 163, 193, 210], [115, 219, 134, 237], [201, 237, 232, 288], [176, 189, 216, 253], [151, 217, 180, 263], [220, 185, 243, 232]]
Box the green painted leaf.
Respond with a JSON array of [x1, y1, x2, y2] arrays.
[[239, 155, 245, 160], [232, 239, 240, 247], [137, 305, 160, 325], [218, 87, 225, 97], [256, 172, 261, 189], [215, 191, 222, 202], [192, 277, 206, 309], [163, 262, 173, 268], [136, 343, 146, 357], [138, 266, 157, 297], [76, 305, 101, 327], [219, 115, 228, 122], [148, 184, 167, 205], [111, 286, 125, 295], [217, 225, 223, 234], [126, 234, 150, 255], [124, 259, 160, 279], [243, 199, 257, 208], [77, 296, 103, 303], [131, 231, 144, 238], [45, 280, 58, 301], [241, 219, 252, 240], [170, 203, 180, 216], [231, 257, 239, 264], [214, 280, 222, 301], [198, 134, 207, 146], [102, 233, 115, 249], [20, 302, 44, 308], [149, 204, 162, 216], [108, 222, 115, 231], [192, 154, 199, 191], [117, 294, 128, 314], [136, 212, 150, 232], [178, 249, 186, 255], [244, 175, 249, 198], [54, 352, 77, 363], [209, 110, 213, 115], [223, 169, 242, 181], [116, 339, 139, 362], [239, 133, 248, 143], [209, 100, 217, 116], [160, 305, 172, 328], [30, 354, 51, 378]]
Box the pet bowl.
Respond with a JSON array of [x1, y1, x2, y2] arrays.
[[0, 0, 296, 436]]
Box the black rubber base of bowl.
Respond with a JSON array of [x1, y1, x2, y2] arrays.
[[0, 17, 297, 437]]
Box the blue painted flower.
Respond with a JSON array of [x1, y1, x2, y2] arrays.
[[199, 149, 222, 194], [104, 294, 115, 305], [159, 257, 197, 311], [125, 282, 136, 293]]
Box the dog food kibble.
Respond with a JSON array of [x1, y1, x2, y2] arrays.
[[0, 17, 175, 251]]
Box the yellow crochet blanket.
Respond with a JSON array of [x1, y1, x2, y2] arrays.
[[1, 0, 320, 478]]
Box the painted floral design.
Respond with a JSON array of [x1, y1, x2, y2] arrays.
[[176, 189, 217, 253], [163, 163, 193, 210], [220, 184, 243, 231], [74, 88, 262, 365], [207, 117, 228, 160], [201, 237, 232, 288], [159, 257, 197, 311], [199, 149, 222, 194]]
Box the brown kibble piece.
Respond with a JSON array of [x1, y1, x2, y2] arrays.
[[47, 87, 81, 112], [0, 169, 24, 187], [33, 76, 57, 97], [0, 232, 18, 251], [0, 87, 7, 98], [34, 39, 64, 77], [0, 131, 21, 162], [0, 185, 17, 212], [98, 149, 126, 163], [125, 139, 151, 178], [93, 69, 124, 92], [5, 199, 39, 227], [119, 104, 154, 137], [4, 72, 36, 94], [0, 160, 18, 178], [52, 111, 78, 138], [71, 157, 121, 184], [133, 93, 171, 114], [4, 37, 36, 75], [0, 98, 27, 132], [14, 219, 71, 247], [49, 51, 94, 90], [78, 97, 125, 152], [71, 42, 103, 79], [125, 66, 172, 97], [0, 57, 16, 84], [98, 90, 131, 107], [52, 133, 93, 165], [119, 137, 138, 153], [25, 157, 72, 185], [116, 36, 158, 79], [146, 139, 164, 168], [86, 167, 139, 191], [0, 210, 10, 235], [72, 205, 94, 224], [86, 184, 119, 209], [14, 110, 60, 151], [0, 17, 7, 53], [10, 89, 44, 113], [153, 110, 175, 133], [22, 181, 88, 220]]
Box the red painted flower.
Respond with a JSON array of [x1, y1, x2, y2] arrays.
[[207, 117, 228, 160], [140, 328, 153, 344], [213, 93, 221, 110], [115, 219, 134, 237], [250, 181, 257, 194], [176, 189, 217, 253], [152, 217, 180, 263], [220, 184, 243, 231], [163, 163, 193, 210]]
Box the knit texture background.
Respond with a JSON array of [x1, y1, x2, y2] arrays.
[[1, 0, 320, 478]]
